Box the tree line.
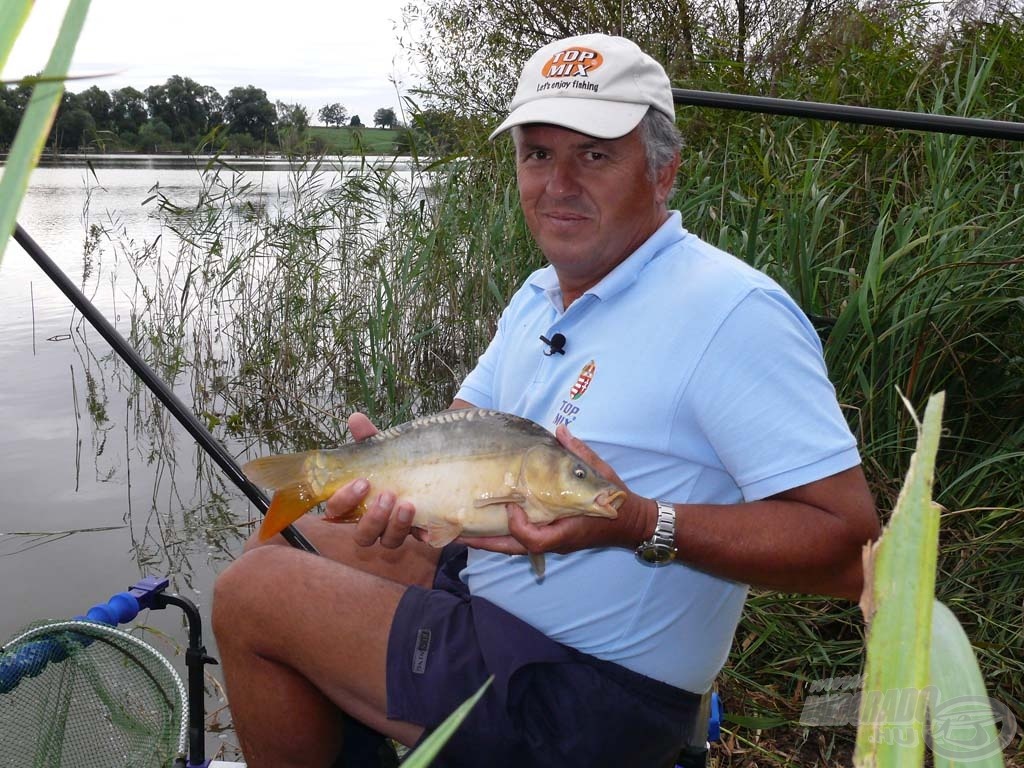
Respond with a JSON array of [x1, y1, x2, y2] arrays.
[[0, 74, 403, 154]]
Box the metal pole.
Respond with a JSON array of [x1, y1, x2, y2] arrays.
[[12, 224, 319, 555], [672, 88, 1024, 141]]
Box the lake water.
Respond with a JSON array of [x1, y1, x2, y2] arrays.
[[0, 154, 413, 757]]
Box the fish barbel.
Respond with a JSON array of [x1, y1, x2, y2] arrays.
[[243, 408, 625, 571]]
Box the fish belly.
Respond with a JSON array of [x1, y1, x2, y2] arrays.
[[372, 457, 518, 544]]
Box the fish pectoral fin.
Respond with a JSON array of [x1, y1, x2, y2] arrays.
[[257, 482, 321, 542], [528, 553, 546, 580], [423, 520, 464, 548], [472, 493, 526, 509]]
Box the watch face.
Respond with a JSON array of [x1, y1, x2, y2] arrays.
[[638, 545, 673, 565], [637, 502, 677, 566]]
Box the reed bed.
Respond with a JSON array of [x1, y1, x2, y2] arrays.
[[666, 50, 1024, 761], [112, 37, 1024, 766]]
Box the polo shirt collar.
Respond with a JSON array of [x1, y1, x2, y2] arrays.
[[528, 211, 686, 311]]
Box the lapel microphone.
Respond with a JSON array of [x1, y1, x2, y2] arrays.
[[540, 333, 567, 356]]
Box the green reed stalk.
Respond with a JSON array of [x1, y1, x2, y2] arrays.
[[854, 392, 1006, 768]]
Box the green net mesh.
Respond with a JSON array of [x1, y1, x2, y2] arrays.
[[0, 620, 187, 767]]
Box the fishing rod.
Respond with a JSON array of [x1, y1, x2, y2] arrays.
[[12, 224, 319, 556], [672, 87, 1024, 141]]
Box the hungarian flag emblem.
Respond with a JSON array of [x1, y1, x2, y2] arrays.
[[570, 361, 596, 400]]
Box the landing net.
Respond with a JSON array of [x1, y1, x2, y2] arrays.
[[0, 620, 187, 767]]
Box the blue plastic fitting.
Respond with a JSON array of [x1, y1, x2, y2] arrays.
[[708, 691, 723, 742]]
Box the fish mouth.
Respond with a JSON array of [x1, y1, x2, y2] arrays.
[[595, 489, 626, 518]]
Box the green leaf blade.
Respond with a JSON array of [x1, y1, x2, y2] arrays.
[[0, 0, 33, 72], [401, 676, 493, 768], [928, 601, 1009, 768], [0, 0, 92, 268]]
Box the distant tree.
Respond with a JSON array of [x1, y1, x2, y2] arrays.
[[349, 114, 362, 127], [52, 95, 96, 149], [201, 86, 225, 129], [392, 127, 415, 155], [137, 118, 173, 152], [110, 86, 148, 136], [373, 107, 397, 129], [223, 85, 277, 140], [276, 101, 310, 151], [77, 85, 113, 132], [1, 81, 31, 115], [409, 107, 461, 154], [0, 99, 14, 148], [0, 85, 29, 147], [318, 102, 348, 127], [145, 76, 216, 142], [226, 131, 257, 155], [277, 102, 309, 131]]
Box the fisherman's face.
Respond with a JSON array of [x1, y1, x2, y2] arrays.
[[514, 123, 678, 306]]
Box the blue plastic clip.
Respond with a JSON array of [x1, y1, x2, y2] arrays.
[[73, 575, 170, 626], [708, 691, 723, 742]]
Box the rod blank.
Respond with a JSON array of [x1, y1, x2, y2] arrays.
[[672, 88, 1024, 141]]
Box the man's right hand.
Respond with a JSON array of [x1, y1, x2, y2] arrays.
[[323, 412, 420, 549]]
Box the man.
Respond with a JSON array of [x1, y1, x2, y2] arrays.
[[212, 33, 879, 768]]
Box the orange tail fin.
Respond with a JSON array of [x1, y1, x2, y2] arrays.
[[243, 452, 324, 541], [258, 482, 322, 541]]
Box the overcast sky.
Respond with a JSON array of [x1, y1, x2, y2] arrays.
[[3, 0, 415, 124]]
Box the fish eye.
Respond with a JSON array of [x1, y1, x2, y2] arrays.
[[573, 465, 587, 479]]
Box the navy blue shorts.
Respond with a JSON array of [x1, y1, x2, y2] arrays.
[[386, 545, 701, 768]]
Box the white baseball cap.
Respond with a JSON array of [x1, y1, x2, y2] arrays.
[[489, 33, 675, 140]]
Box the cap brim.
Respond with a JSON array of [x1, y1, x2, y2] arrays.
[[488, 98, 649, 141]]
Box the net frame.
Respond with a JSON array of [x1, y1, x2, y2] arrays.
[[1, 619, 189, 765]]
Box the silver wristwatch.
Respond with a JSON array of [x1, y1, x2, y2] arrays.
[[635, 502, 677, 566]]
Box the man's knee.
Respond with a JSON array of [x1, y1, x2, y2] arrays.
[[212, 545, 296, 642]]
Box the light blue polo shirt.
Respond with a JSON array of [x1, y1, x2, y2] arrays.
[[455, 212, 861, 693]]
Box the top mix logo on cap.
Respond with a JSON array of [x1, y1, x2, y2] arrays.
[[541, 47, 604, 78]]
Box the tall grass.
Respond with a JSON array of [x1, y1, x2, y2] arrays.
[[115, 30, 1024, 766], [119, 150, 535, 450], [665, 41, 1024, 759]]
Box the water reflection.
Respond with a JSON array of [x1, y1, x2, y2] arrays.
[[1, 160, 282, 759], [2, 153, 438, 759]]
